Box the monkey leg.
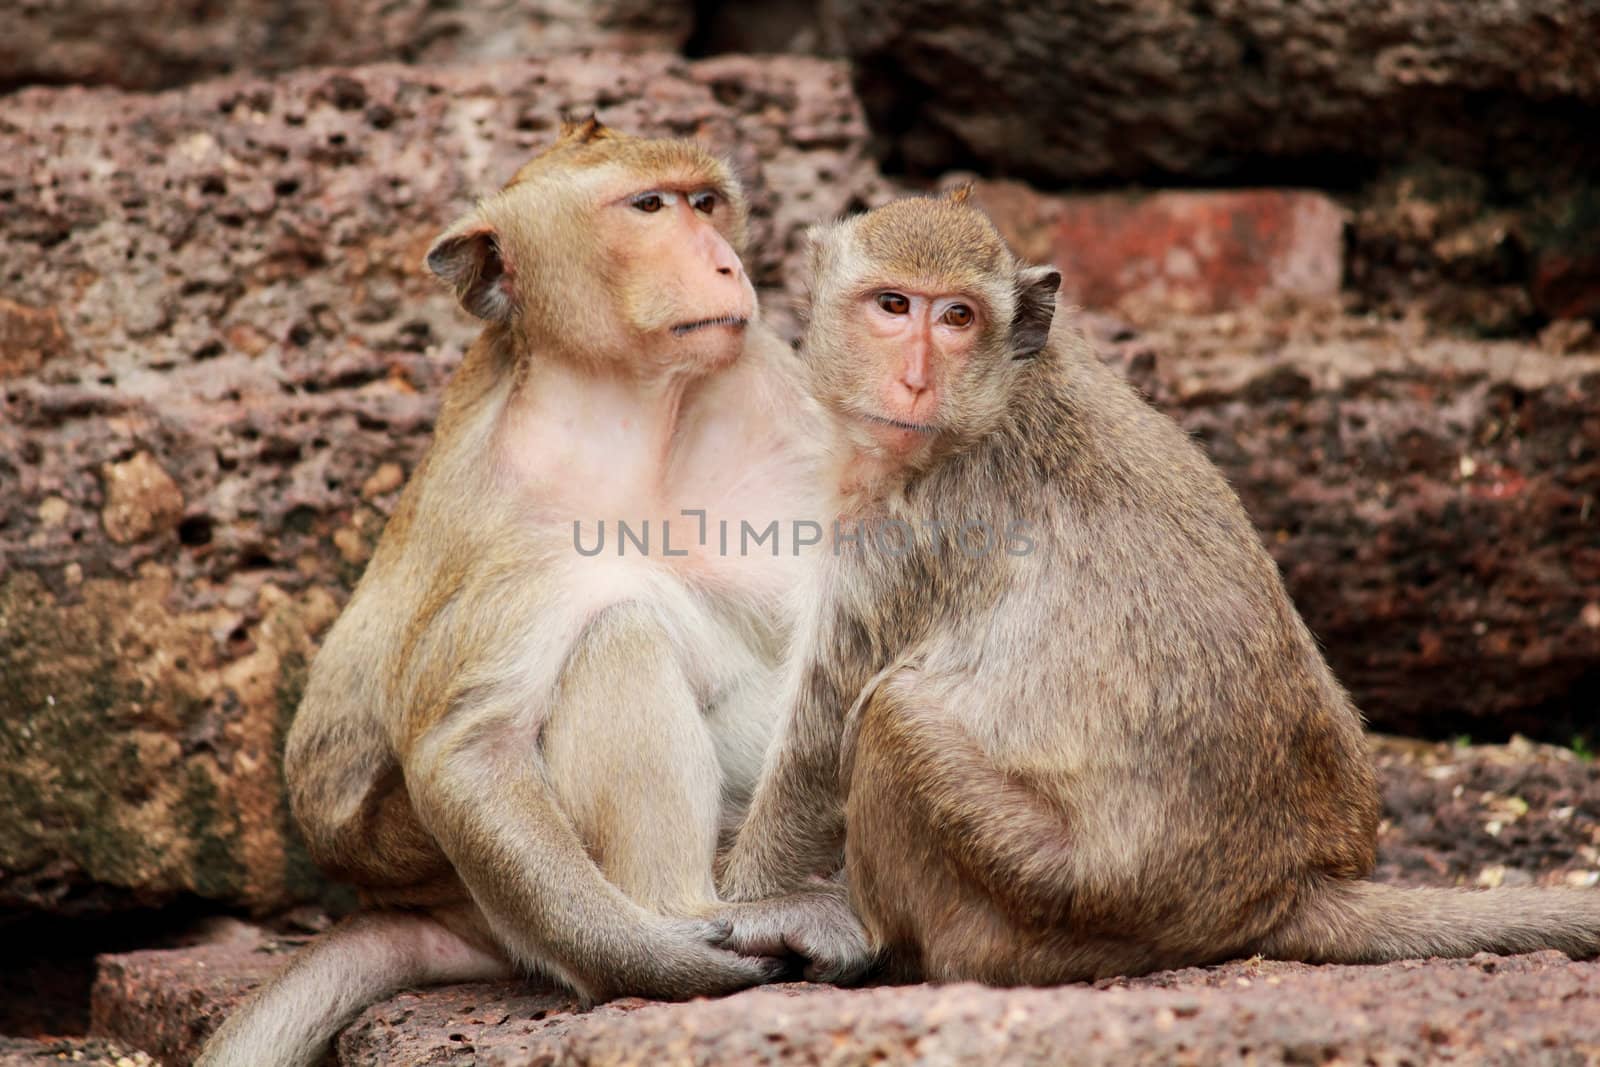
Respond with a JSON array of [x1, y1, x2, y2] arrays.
[[539, 604, 877, 980], [195, 906, 509, 1067], [404, 602, 784, 1002], [844, 678, 1183, 985], [286, 675, 457, 892], [540, 602, 725, 916], [291, 759, 459, 896], [843, 682, 984, 983]]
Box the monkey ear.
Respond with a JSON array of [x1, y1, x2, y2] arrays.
[[801, 223, 829, 271], [795, 222, 842, 329], [426, 221, 514, 322], [944, 181, 975, 205], [1011, 265, 1061, 359]]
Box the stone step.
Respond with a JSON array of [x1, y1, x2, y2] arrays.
[[0, 1036, 154, 1066], [90, 931, 1600, 1067]]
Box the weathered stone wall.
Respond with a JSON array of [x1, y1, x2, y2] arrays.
[[831, 0, 1600, 328], [1095, 314, 1600, 744], [0, 0, 695, 92], [0, 54, 880, 918], [833, 0, 1600, 185]]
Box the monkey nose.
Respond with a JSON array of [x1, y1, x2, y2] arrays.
[[698, 227, 743, 280], [888, 381, 930, 415], [709, 251, 741, 280]]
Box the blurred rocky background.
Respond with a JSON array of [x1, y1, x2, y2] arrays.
[[1, 0, 1597, 1061]]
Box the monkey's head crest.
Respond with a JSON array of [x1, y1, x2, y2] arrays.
[[943, 182, 975, 205], [503, 115, 633, 188], [556, 114, 618, 145]]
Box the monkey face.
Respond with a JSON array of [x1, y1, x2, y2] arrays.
[[800, 197, 1060, 468], [426, 121, 757, 377], [599, 180, 757, 374], [842, 285, 989, 458]]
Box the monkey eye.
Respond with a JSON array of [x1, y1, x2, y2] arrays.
[[877, 292, 910, 314], [941, 304, 974, 327], [690, 190, 718, 214], [631, 192, 670, 213]]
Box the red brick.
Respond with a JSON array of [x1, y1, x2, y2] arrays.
[[965, 181, 1347, 315]]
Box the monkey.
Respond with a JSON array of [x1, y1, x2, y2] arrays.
[[196, 121, 864, 1067], [713, 190, 1600, 986]]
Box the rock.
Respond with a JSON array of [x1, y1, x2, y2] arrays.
[[1370, 736, 1600, 890], [0, 569, 342, 917], [832, 0, 1600, 185], [511, 956, 1600, 1067], [90, 921, 283, 1066], [1088, 308, 1600, 741], [358, 462, 404, 501], [954, 179, 1345, 314], [86, 736, 1600, 1065], [686, 0, 839, 58], [1540, 318, 1599, 357], [0, 0, 694, 93], [0, 54, 877, 919], [1533, 248, 1600, 322], [1344, 165, 1538, 337], [100, 452, 184, 545], [0, 1036, 153, 1066], [0, 297, 72, 379], [99, 953, 1600, 1066]]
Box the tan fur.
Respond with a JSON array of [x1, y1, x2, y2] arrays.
[[198, 125, 829, 1067], [719, 195, 1600, 985]]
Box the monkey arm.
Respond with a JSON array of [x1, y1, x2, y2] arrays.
[[713, 617, 885, 983], [720, 628, 863, 901]]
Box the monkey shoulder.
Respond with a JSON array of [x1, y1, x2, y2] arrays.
[[946, 348, 1308, 672]]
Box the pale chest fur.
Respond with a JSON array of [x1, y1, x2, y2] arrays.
[[494, 350, 825, 610]]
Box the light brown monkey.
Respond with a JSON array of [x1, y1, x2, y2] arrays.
[[716, 191, 1600, 984], [198, 122, 862, 1067]]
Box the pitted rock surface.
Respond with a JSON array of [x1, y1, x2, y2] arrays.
[[833, 0, 1600, 184], [93, 935, 1600, 1066], [0, 0, 695, 92]]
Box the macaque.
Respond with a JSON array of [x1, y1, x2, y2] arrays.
[[716, 191, 1600, 984], [197, 121, 862, 1067]]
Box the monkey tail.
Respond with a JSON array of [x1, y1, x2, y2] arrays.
[[1259, 878, 1600, 964], [195, 910, 509, 1067]]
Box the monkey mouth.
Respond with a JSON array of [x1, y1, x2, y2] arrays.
[[671, 315, 749, 336], [862, 413, 938, 435]]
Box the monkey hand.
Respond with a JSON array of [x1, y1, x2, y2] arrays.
[[605, 915, 791, 1001], [708, 880, 874, 985]]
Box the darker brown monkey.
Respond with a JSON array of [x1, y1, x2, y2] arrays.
[[717, 190, 1600, 984]]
